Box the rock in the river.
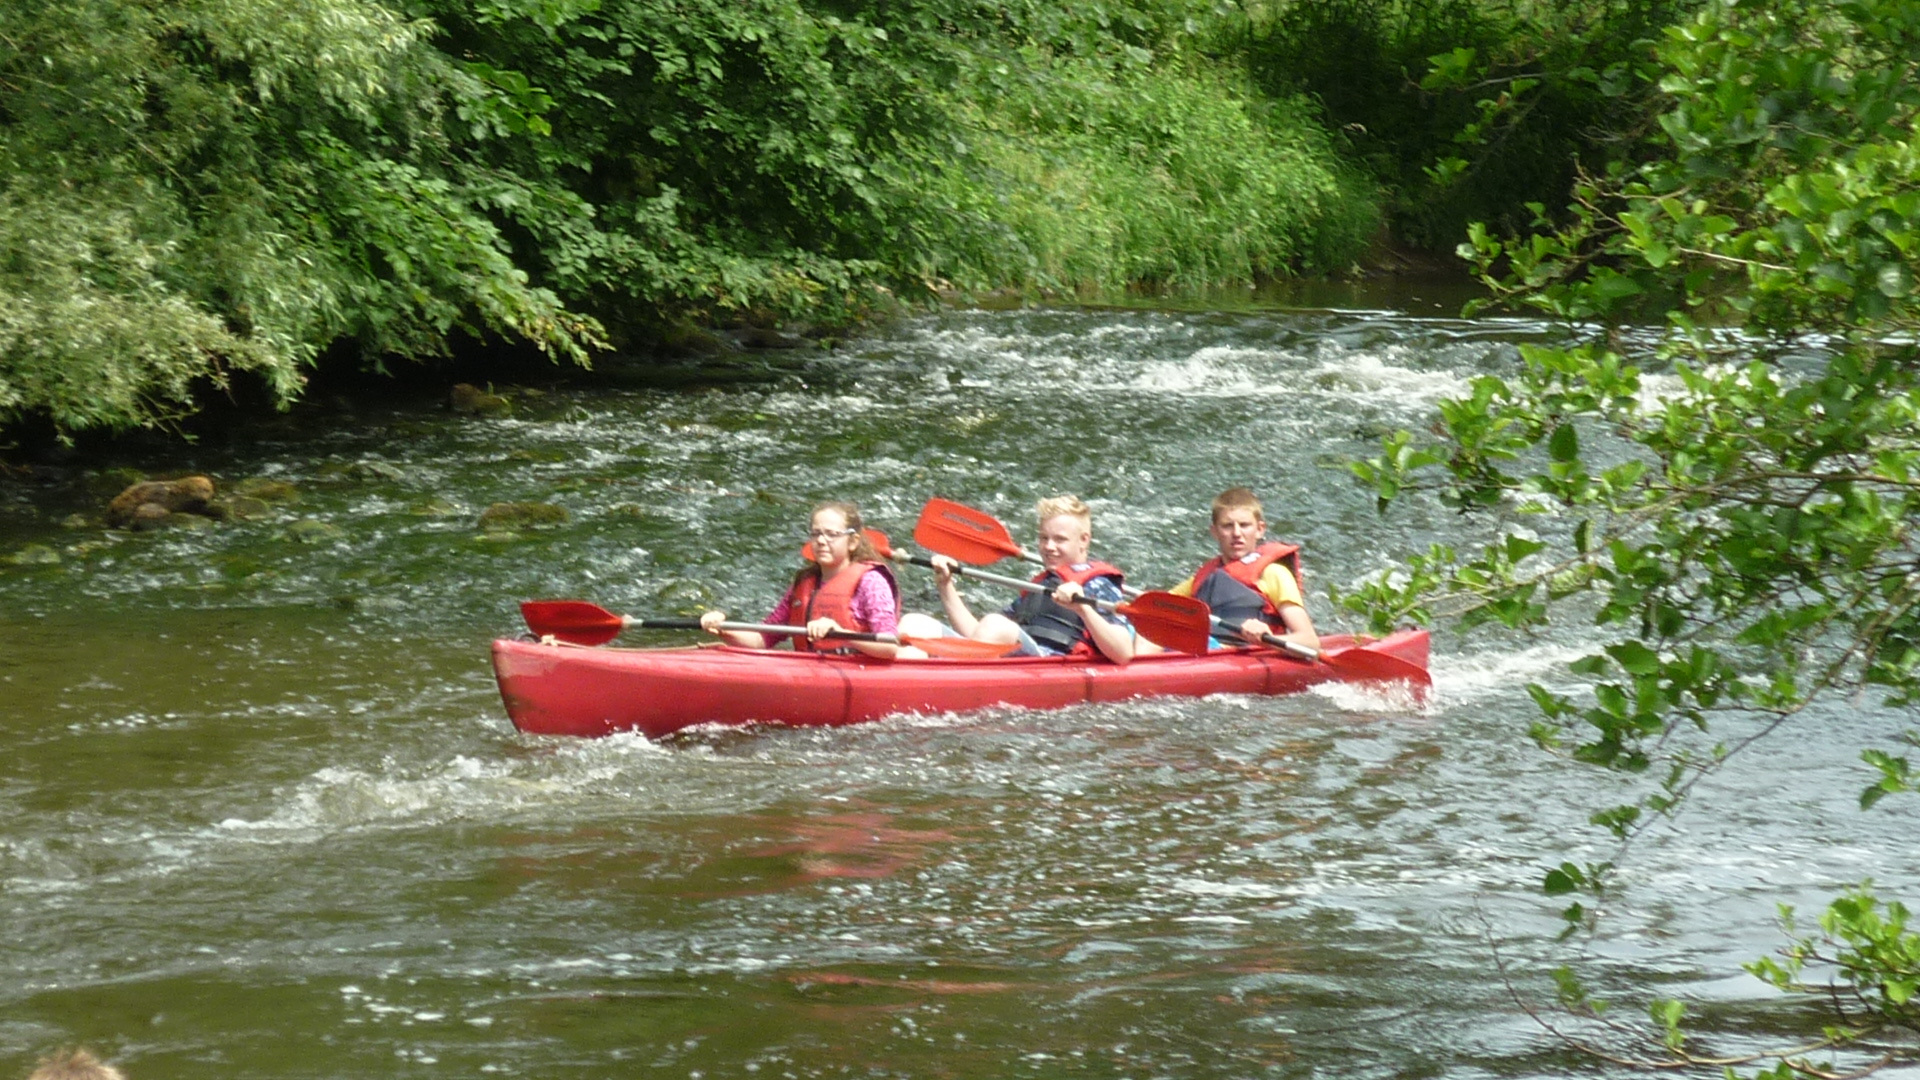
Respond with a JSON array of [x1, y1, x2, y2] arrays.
[[6, 544, 61, 566], [129, 503, 173, 530], [105, 476, 216, 530], [477, 502, 569, 530], [208, 495, 272, 521], [232, 477, 301, 503], [410, 498, 464, 518], [288, 519, 347, 544], [738, 326, 805, 350], [450, 383, 513, 418]]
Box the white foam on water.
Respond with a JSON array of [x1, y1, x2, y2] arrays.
[[1168, 877, 1286, 899], [1434, 643, 1595, 705], [1131, 347, 1278, 396], [212, 734, 686, 841], [1298, 344, 1475, 410], [1306, 678, 1432, 715]]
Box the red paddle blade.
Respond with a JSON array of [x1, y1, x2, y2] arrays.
[[914, 498, 1024, 565], [520, 600, 624, 646], [904, 634, 1020, 659], [1320, 646, 1433, 688], [1116, 591, 1213, 655]]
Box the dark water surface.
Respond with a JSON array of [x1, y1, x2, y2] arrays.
[[2, 305, 1913, 1078]]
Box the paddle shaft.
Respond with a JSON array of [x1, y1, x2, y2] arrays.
[[640, 616, 908, 646], [1218, 617, 1318, 660], [909, 555, 1325, 660], [903, 554, 1124, 615]]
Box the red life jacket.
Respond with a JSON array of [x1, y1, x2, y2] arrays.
[[784, 561, 899, 653], [1190, 542, 1302, 630], [1008, 560, 1125, 657]]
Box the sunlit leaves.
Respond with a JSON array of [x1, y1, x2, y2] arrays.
[[1860, 741, 1917, 810], [1350, 12, 1920, 1067], [0, 0, 604, 432], [1750, 886, 1920, 1030]]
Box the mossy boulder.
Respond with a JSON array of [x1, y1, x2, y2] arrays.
[[738, 326, 805, 349], [7, 544, 61, 566], [105, 476, 216, 530], [288, 519, 347, 544], [209, 495, 273, 521], [410, 498, 464, 518], [450, 383, 513, 417], [232, 477, 301, 503], [314, 460, 405, 483], [477, 502, 569, 530]]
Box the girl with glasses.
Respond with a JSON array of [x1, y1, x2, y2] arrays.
[[698, 501, 913, 658]]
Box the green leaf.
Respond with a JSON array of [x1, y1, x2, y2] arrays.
[[1605, 640, 1661, 676], [1548, 421, 1580, 462]]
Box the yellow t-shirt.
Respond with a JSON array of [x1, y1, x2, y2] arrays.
[[1170, 558, 1304, 611]]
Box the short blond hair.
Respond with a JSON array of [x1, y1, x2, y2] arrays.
[[1210, 487, 1265, 524], [1035, 495, 1090, 525], [28, 1050, 126, 1080]]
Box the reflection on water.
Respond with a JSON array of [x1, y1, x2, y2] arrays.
[[1, 304, 1913, 1079]]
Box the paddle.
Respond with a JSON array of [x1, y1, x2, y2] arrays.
[[1203, 612, 1433, 688], [913, 498, 1042, 567], [518, 600, 1016, 657], [916, 498, 1155, 596], [895, 555, 1214, 655]]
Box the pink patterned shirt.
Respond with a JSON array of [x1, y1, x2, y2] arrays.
[[766, 568, 900, 635]]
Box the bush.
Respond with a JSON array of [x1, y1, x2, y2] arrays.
[[1244, 0, 1701, 250]]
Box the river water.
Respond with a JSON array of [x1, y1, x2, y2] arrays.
[[2, 299, 1914, 1079]]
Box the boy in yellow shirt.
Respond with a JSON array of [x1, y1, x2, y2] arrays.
[[1167, 487, 1319, 650]]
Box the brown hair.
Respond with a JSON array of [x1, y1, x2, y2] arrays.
[[28, 1050, 126, 1080], [1210, 487, 1265, 524], [792, 501, 883, 594], [812, 501, 879, 562]]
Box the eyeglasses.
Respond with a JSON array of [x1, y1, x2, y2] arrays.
[[806, 528, 857, 541]]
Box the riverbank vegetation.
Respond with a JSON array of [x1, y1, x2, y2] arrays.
[[2, 0, 1378, 436], [3, 0, 1721, 439], [1347, 0, 1920, 1072]]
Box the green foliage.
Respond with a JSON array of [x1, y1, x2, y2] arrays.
[[0, 0, 600, 433], [1861, 732, 1920, 809], [420, 0, 1377, 331], [1345, 0, 1920, 1070], [1746, 886, 1919, 1068], [1244, 0, 1702, 250], [2, 0, 1386, 431], [941, 62, 1378, 291]]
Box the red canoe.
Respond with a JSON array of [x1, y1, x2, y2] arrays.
[[491, 629, 1430, 739]]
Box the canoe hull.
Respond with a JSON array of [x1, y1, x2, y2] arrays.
[[491, 630, 1429, 739]]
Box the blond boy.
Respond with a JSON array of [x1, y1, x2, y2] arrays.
[[899, 496, 1136, 663]]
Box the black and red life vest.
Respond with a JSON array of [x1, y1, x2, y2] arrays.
[[785, 561, 899, 653], [1189, 542, 1302, 631], [1008, 560, 1125, 657]]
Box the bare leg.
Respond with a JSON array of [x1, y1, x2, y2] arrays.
[[897, 612, 947, 638], [970, 613, 1024, 645]]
